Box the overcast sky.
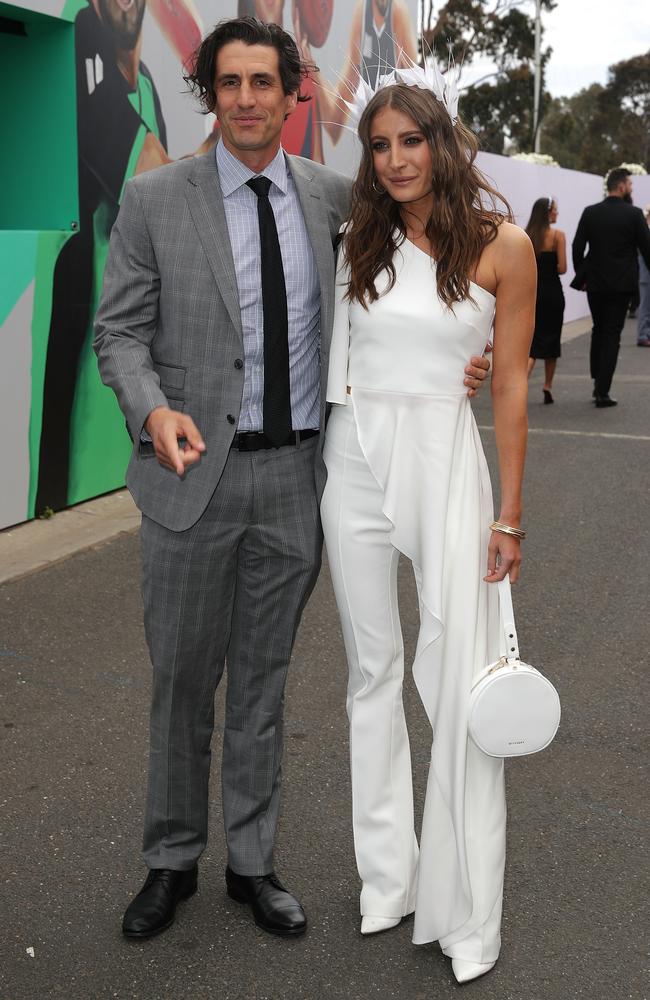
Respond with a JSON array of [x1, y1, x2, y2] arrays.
[[451, 0, 650, 97], [542, 0, 650, 97]]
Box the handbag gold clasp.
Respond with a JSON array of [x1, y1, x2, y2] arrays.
[[488, 655, 512, 674]]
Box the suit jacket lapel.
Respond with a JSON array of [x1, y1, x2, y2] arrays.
[[287, 155, 336, 358], [185, 151, 338, 361], [185, 151, 243, 341]]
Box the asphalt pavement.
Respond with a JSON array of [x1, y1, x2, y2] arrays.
[[1, 319, 648, 1000]]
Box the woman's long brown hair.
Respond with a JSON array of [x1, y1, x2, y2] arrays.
[[524, 197, 553, 256], [344, 85, 512, 310]]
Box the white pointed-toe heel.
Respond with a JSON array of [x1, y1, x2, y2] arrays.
[[360, 915, 401, 935], [451, 959, 496, 983]]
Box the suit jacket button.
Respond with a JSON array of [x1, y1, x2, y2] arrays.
[[234, 358, 243, 370], [226, 414, 236, 424]]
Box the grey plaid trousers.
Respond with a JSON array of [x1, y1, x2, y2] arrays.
[[140, 436, 322, 875]]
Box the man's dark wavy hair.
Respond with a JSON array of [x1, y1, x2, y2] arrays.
[[606, 167, 631, 192], [184, 16, 316, 113]]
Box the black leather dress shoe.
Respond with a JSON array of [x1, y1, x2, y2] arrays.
[[595, 394, 618, 408], [226, 866, 307, 936], [122, 866, 198, 939]]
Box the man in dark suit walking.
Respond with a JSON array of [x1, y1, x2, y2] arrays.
[[573, 167, 650, 407]]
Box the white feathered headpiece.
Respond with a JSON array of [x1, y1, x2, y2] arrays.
[[340, 51, 461, 133]]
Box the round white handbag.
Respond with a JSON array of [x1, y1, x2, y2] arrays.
[[468, 579, 561, 757]]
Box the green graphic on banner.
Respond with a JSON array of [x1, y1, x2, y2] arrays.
[[67, 60, 164, 505], [0, 4, 77, 230], [28, 230, 75, 517], [0, 233, 39, 327]]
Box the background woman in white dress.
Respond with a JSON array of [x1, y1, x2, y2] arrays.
[[321, 82, 536, 984]]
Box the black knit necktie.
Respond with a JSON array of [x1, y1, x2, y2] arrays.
[[246, 176, 292, 446]]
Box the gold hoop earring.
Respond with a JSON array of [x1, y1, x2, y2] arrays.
[[372, 178, 385, 194]]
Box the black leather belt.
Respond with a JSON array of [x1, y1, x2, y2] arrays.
[[230, 429, 319, 451]]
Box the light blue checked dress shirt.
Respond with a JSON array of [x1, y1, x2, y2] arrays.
[[216, 141, 321, 432]]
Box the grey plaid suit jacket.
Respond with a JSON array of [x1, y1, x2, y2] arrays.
[[94, 150, 352, 532]]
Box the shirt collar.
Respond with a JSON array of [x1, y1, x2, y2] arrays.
[[216, 140, 289, 197]]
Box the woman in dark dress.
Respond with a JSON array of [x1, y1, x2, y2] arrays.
[[525, 198, 567, 403]]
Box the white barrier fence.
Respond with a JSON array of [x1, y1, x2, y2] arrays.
[[477, 153, 650, 323]]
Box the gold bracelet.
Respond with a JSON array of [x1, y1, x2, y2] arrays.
[[490, 521, 526, 540]]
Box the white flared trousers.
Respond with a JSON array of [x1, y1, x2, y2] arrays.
[[322, 403, 419, 920], [321, 402, 505, 961]]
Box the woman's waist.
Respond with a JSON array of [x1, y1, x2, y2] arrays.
[[347, 343, 488, 396], [333, 388, 481, 458], [537, 270, 564, 288], [345, 384, 471, 401], [345, 370, 474, 398]]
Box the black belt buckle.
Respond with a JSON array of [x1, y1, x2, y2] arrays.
[[231, 431, 268, 451], [294, 428, 318, 444], [231, 429, 319, 451]]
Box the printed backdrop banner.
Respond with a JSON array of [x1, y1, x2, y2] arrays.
[[2, 0, 646, 532], [0, 0, 419, 530], [139, 0, 420, 170]]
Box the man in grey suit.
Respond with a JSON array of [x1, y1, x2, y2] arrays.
[[94, 15, 489, 940]]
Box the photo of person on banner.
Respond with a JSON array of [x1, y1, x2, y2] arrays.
[[237, 0, 333, 161], [34, 0, 204, 515], [304, 0, 418, 144]]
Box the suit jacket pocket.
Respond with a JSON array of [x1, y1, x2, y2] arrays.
[[138, 387, 186, 461], [153, 361, 186, 400]]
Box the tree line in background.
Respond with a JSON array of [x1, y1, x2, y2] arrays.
[[419, 0, 650, 174]]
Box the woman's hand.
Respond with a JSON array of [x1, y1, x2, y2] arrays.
[[484, 531, 522, 584]]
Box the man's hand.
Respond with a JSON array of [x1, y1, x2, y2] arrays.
[[145, 406, 206, 476], [464, 350, 491, 398]]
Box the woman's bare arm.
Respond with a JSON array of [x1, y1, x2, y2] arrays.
[[555, 229, 567, 274], [302, 2, 364, 145], [485, 223, 537, 583], [393, 0, 419, 63]]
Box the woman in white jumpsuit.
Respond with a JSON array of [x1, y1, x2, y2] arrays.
[[320, 82, 536, 983]]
